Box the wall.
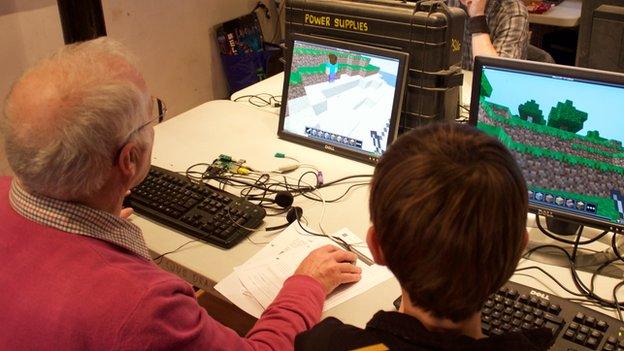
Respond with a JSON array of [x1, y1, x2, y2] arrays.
[[0, 0, 64, 176], [0, 0, 279, 176]]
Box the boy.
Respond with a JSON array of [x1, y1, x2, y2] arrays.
[[295, 123, 552, 350]]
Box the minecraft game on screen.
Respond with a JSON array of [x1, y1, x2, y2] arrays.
[[476, 66, 624, 225]]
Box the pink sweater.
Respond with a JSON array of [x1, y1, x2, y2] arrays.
[[0, 176, 325, 350]]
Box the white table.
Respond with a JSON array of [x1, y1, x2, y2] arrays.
[[138, 99, 400, 325], [229, 73, 285, 114], [230, 71, 474, 115], [136, 97, 624, 327], [528, 0, 583, 28]]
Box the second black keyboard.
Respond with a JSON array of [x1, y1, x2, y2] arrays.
[[394, 280, 624, 350], [124, 165, 266, 249]]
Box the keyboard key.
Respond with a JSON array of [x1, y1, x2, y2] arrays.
[[533, 309, 544, 318], [549, 304, 561, 315], [544, 322, 561, 335], [491, 328, 504, 336], [590, 330, 602, 339], [597, 320, 608, 332], [523, 314, 535, 323], [564, 329, 575, 340], [534, 318, 544, 327], [586, 336, 599, 349]]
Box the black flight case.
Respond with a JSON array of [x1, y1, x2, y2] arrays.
[[284, 0, 466, 133]]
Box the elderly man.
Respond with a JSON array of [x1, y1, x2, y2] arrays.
[[0, 38, 361, 350], [448, 0, 529, 69]]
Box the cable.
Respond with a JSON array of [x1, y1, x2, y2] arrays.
[[233, 93, 281, 107], [613, 281, 624, 321], [515, 265, 586, 297], [524, 244, 624, 312], [152, 239, 197, 264], [611, 232, 624, 263], [535, 214, 610, 245]]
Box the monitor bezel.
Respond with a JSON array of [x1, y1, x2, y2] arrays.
[[277, 33, 409, 165], [470, 56, 624, 234]]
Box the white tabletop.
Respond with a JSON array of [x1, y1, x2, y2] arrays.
[[229, 73, 285, 114], [231, 71, 474, 115], [136, 97, 624, 326], [137, 99, 402, 325], [528, 0, 582, 27]]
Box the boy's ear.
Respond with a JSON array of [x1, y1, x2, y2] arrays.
[[366, 226, 387, 266]]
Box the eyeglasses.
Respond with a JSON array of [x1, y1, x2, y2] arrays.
[[121, 96, 166, 141], [115, 97, 166, 160], [136, 96, 167, 132]]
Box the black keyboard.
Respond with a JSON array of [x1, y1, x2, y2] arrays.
[[394, 280, 624, 350], [124, 165, 266, 249]]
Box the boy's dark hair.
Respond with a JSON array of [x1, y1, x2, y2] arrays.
[[328, 54, 338, 64], [369, 122, 527, 322]]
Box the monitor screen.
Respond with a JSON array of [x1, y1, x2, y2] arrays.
[[277, 34, 408, 164], [470, 57, 624, 233]]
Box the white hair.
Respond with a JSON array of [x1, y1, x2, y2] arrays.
[[2, 37, 150, 199]]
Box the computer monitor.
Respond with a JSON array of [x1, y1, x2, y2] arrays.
[[277, 34, 408, 164], [470, 56, 624, 274]]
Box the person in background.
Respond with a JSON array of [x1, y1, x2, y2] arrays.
[[295, 123, 552, 350], [0, 37, 361, 350], [448, 0, 529, 69]]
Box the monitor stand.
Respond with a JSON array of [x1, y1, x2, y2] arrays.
[[524, 216, 624, 279]]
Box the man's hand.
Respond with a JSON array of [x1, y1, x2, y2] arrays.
[[295, 245, 362, 295], [120, 207, 134, 219], [463, 0, 487, 17], [119, 190, 134, 219]]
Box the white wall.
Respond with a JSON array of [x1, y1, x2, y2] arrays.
[[0, 0, 279, 176], [0, 0, 64, 176]]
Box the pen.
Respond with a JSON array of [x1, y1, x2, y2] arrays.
[[330, 236, 375, 266]]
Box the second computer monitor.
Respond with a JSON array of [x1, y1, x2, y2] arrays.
[[470, 56, 624, 233], [277, 34, 408, 164]]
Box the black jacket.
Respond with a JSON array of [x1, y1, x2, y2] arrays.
[[296, 311, 552, 351]]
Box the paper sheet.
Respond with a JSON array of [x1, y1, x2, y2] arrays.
[[215, 223, 393, 318]]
